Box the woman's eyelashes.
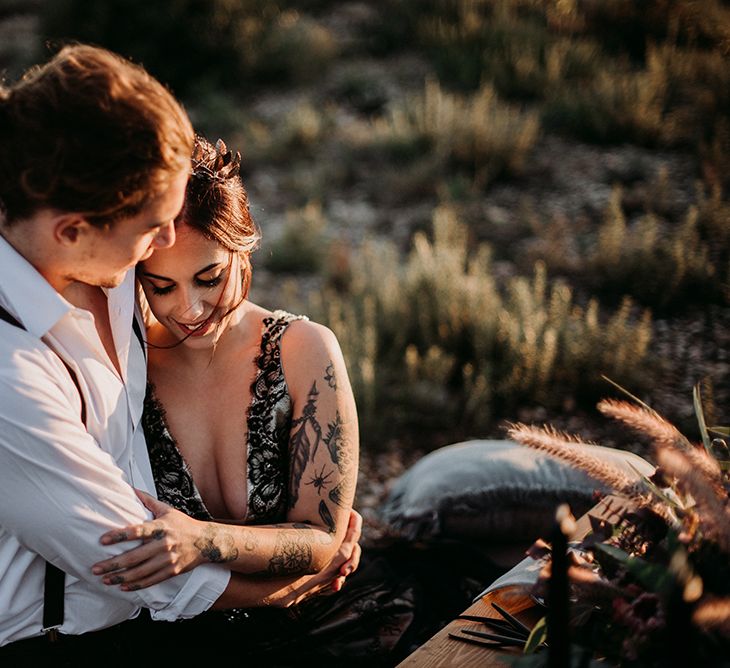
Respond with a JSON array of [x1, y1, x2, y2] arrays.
[[197, 275, 223, 288], [148, 274, 224, 296], [150, 283, 175, 296]]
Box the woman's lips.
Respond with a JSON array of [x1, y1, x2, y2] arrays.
[[174, 317, 213, 337]]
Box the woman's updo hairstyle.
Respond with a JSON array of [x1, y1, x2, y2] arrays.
[[180, 136, 261, 299], [0, 43, 194, 227]]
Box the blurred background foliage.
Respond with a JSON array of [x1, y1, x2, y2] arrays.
[[1, 0, 728, 454]]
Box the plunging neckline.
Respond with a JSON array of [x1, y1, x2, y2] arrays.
[[142, 309, 307, 525]]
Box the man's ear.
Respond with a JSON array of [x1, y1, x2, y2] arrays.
[[54, 214, 90, 247]]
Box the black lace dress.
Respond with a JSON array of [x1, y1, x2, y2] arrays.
[[141, 311, 423, 666]]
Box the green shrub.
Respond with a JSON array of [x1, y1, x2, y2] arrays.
[[307, 205, 653, 451], [596, 184, 729, 309], [577, 0, 730, 60], [264, 200, 328, 274], [395, 1, 730, 186], [39, 1, 337, 95], [346, 78, 540, 189], [249, 10, 338, 85], [524, 181, 730, 311], [420, 0, 553, 96]]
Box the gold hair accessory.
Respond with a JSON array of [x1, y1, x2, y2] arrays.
[[192, 138, 241, 183]]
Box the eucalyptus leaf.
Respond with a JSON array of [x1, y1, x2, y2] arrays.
[[693, 382, 713, 455], [524, 616, 547, 654]]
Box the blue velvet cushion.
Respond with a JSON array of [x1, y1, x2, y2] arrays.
[[377, 439, 655, 544]]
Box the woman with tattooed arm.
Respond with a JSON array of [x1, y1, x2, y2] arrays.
[[90, 136, 412, 665]]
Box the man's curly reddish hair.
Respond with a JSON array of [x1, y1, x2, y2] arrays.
[[0, 43, 194, 227]]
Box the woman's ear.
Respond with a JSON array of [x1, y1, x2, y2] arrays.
[[54, 213, 90, 247]]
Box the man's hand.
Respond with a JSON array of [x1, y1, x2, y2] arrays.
[[92, 490, 207, 590]]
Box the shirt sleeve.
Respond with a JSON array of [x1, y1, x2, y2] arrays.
[[0, 341, 230, 618]]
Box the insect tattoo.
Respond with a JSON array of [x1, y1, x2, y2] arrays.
[[305, 465, 335, 495]]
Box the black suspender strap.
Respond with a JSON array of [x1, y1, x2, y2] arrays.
[[132, 310, 146, 361], [41, 562, 65, 640], [0, 305, 22, 330], [0, 304, 78, 641]]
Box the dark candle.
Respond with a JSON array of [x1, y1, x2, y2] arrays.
[[548, 503, 574, 668]]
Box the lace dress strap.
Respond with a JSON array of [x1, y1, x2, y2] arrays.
[[244, 309, 308, 523]]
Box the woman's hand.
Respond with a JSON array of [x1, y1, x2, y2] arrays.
[[285, 508, 363, 606], [92, 490, 211, 590]]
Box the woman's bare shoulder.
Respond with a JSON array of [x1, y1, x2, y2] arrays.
[[280, 315, 340, 358]]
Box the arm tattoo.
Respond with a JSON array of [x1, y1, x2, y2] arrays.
[[293, 521, 333, 545], [194, 525, 239, 563], [239, 527, 259, 552], [324, 411, 353, 475], [266, 530, 313, 576], [329, 475, 356, 508], [324, 361, 337, 390], [288, 382, 322, 508], [304, 465, 335, 495], [323, 412, 356, 508], [318, 500, 336, 534]]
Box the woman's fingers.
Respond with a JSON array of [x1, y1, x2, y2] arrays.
[[337, 510, 363, 577], [339, 542, 362, 577], [348, 509, 363, 539]]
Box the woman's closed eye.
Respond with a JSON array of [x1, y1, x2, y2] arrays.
[[196, 274, 223, 288], [150, 283, 175, 296], [148, 274, 223, 296]]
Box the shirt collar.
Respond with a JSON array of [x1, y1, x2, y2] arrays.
[[0, 235, 72, 337]]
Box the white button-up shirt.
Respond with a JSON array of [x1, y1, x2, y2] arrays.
[[0, 236, 230, 646]]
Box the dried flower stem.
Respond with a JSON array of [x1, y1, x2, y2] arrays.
[[658, 450, 730, 553], [507, 423, 647, 500], [598, 399, 722, 483]]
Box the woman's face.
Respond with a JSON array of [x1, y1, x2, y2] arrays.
[[138, 223, 242, 348]]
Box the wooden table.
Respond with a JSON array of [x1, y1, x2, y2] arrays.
[[397, 584, 543, 667], [397, 496, 629, 667]]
